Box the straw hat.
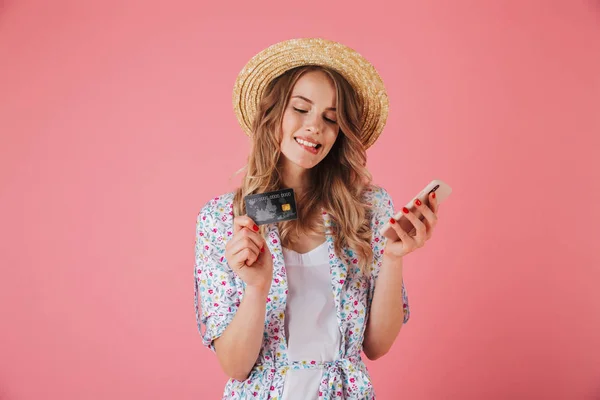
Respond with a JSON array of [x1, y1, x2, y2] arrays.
[[232, 38, 389, 149]]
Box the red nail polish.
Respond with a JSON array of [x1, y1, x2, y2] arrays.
[[402, 207, 409, 214], [253, 224, 259, 231], [432, 192, 436, 199], [389, 218, 396, 224], [415, 199, 422, 206], [261, 246, 265, 252]]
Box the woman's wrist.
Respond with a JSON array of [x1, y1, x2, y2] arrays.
[[382, 250, 403, 268], [245, 284, 270, 298], [383, 244, 403, 262]]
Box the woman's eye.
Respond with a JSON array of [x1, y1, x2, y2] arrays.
[[293, 107, 336, 124]]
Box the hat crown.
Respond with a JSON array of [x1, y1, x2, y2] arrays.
[[232, 38, 389, 149]]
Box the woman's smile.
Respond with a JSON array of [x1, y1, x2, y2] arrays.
[[294, 136, 322, 154]]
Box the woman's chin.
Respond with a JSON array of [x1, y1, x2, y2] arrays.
[[281, 150, 321, 170], [292, 156, 321, 170]]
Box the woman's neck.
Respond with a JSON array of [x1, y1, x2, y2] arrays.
[[280, 162, 311, 198]]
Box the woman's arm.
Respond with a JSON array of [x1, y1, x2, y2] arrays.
[[363, 254, 405, 360], [196, 207, 273, 382], [363, 189, 439, 360], [213, 216, 273, 381], [213, 285, 269, 381]]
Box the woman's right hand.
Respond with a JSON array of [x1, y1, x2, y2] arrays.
[[224, 216, 273, 294]]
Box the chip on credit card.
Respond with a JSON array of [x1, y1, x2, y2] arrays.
[[244, 188, 298, 225]]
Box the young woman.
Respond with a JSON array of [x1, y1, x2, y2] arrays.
[[194, 38, 440, 399]]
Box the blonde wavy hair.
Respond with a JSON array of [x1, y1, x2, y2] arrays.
[[233, 65, 376, 273]]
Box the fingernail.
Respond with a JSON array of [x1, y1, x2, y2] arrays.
[[432, 192, 436, 199], [402, 207, 409, 214], [253, 224, 259, 231], [261, 246, 264, 253], [415, 199, 422, 206], [389, 218, 396, 224]]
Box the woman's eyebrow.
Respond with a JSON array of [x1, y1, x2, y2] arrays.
[[291, 95, 336, 111]]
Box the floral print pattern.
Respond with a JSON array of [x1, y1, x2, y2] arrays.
[[194, 186, 410, 399]]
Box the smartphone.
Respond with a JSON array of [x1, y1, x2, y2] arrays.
[[379, 179, 452, 241]]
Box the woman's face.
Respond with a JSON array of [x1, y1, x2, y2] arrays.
[[280, 70, 339, 170]]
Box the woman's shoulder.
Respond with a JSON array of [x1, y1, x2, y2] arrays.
[[198, 191, 236, 216], [362, 184, 394, 211], [196, 191, 236, 237]]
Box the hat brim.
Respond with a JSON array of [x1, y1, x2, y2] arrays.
[[232, 38, 389, 149]]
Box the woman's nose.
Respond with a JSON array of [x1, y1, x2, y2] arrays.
[[304, 114, 322, 133]]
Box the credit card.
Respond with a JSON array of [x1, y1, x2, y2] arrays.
[[244, 188, 298, 225]]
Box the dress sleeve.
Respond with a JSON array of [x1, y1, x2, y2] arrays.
[[368, 186, 410, 324], [194, 206, 240, 352]]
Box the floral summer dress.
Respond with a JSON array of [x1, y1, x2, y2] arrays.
[[194, 186, 410, 399]]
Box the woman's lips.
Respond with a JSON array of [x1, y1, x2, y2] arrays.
[[295, 137, 319, 154]]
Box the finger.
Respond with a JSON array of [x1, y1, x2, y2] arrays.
[[246, 238, 269, 266], [429, 192, 439, 214], [244, 247, 260, 267], [231, 246, 259, 270], [233, 215, 260, 234], [414, 198, 438, 231], [229, 234, 261, 262], [227, 223, 263, 254], [237, 227, 264, 250], [401, 206, 427, 241], [247, 237, 270, 266], [260, 238, 270, 255], [389, 216, 416, 247]]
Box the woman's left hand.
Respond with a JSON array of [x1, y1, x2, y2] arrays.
[[384, 191, 439, 259]]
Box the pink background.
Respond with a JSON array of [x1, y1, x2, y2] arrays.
[[1, 0, 599, 399]]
